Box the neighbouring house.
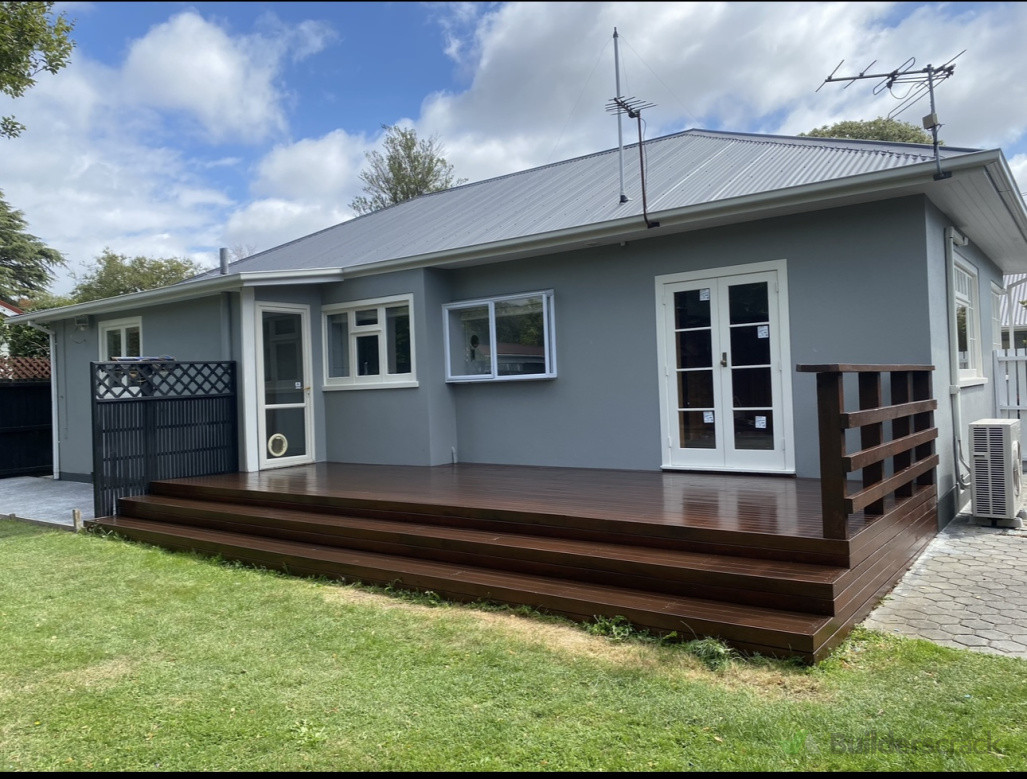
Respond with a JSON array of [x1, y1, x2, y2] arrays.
[[12, 128, 1027, 661], [0, 299, 23, 358], [999, 273, 1027, 349]]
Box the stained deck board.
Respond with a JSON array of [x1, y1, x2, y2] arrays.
[[152, 464, 887, 564], [91, 462, 939, 663], [121, 494, 850, 612]]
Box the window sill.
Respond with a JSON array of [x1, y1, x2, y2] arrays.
[[446, 373, 557, 384], [323, 379, 419, 391], [957, 377, 988, 389]]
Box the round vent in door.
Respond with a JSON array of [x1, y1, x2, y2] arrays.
[[267, 433, 289, 458]]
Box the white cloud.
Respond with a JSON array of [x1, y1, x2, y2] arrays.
[[120, 10, 332, 143], [422, 2, 1027, 186], [254, 129, 370, 201], [222, 198, 351, 254], [5, 1, 1027, 297]]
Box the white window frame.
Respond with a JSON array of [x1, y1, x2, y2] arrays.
[[443, 290, 556, 383], [322, 294, 417, 390], [98, 316, 143, 360], [953, 259, 983, 383]]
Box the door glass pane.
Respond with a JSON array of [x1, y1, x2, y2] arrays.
[[677, 370, 714, 408], [386, 305, 411, 374], [266, 407, 307, 458], [327, 313, 350, 378], [730, 367, 772, 408], [675, 289, 711, 329], [496, 296, 545, 376], [728, 282, 768, 324], [679, 411, 716, 449], [730, 325, 771, 366], [126, 326, 141, 357], [105, 330, 122, 360], [734, 410, 774, 450], [677, 330, 712, 369], [449, 305, 491, 376], [356, 334, 380, 376], [263, 312, 304, 404]]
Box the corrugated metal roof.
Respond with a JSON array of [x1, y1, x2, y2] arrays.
[[1002, 274, 1027, 327], [197, 128, 983, 279]]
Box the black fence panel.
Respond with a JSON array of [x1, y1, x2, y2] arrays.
[[91, 361, 237, 517], [0, 380, 52, 477]]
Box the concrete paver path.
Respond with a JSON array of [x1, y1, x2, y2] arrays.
[[864, 513, 1027, 659]]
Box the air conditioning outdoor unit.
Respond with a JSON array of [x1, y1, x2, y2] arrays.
[[970, 418, 1024, 523]]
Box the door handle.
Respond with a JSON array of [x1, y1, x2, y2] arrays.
[[720, 352, 728, 367]]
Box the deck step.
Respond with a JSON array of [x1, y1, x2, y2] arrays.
[[119, 494, 851, 614], [148, 478, 852, 565], [90, 514, 832, 661]]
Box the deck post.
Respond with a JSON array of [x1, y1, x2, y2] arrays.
[[816, 371, 848, 539]]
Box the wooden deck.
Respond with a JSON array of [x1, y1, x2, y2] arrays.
[[91, 462, 938, 664]]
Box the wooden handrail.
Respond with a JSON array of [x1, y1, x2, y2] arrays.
[[796, 364, 938, 540]]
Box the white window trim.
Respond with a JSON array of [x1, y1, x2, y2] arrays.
[[97, 316, 143, 360], [953, 258, 984, 385], [322, 294, 418, 390], [443, 289, 557, 383]]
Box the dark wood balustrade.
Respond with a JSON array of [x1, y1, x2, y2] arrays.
[[797, 364, 939, 540]]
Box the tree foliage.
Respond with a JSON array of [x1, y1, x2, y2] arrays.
[[70, 249, 209, 302], [349, 124, 464, 215], [0, 188, 64, 301], [800, 117, 935, 145], [0, 1, 75, 138], [0, 292, 71, 357]]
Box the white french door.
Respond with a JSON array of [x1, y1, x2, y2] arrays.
[[256, 303, 315, 469], [657, 263, 793, 473]]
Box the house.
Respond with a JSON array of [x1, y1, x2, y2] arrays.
[[0, 299, 23, 358], [999, 273, 1027, 349], [12, 128, 1027, 661]]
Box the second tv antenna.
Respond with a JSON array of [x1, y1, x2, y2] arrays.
[[816, 51, 965, 180]]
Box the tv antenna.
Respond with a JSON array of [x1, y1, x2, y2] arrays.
[[606, 95, 660, 228], [816, 51, 965, 180]]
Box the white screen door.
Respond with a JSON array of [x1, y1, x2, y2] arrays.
[[659, 267, 792, 472], [256, 304, 314, 469]]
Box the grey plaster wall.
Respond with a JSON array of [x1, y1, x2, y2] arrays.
[[319, 269, 458, 465], [443, 197, 937, 475], [922, 202, 1005, 524], [55, 295, 229, 479]]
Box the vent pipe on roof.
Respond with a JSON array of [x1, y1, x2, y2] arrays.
[[219, 247, 229, 275]]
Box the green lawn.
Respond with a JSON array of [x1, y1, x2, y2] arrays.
[[1, 518, 1024, 771]]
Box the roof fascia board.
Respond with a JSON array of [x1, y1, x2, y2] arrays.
[[10, 268, 346, 324]]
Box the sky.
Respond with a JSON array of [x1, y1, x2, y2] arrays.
[[2, 1, 1027, 295]]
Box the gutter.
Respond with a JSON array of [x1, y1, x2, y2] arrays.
[[8, 268, 346, 325]]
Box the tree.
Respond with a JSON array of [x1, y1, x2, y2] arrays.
[[0, 188, 64, 301], [71, 249, 209, 302], [349, 124, 464, 215], [0, 291, 71, 357], [800, 117, 935, 145], [0, 1, 75, 138]]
